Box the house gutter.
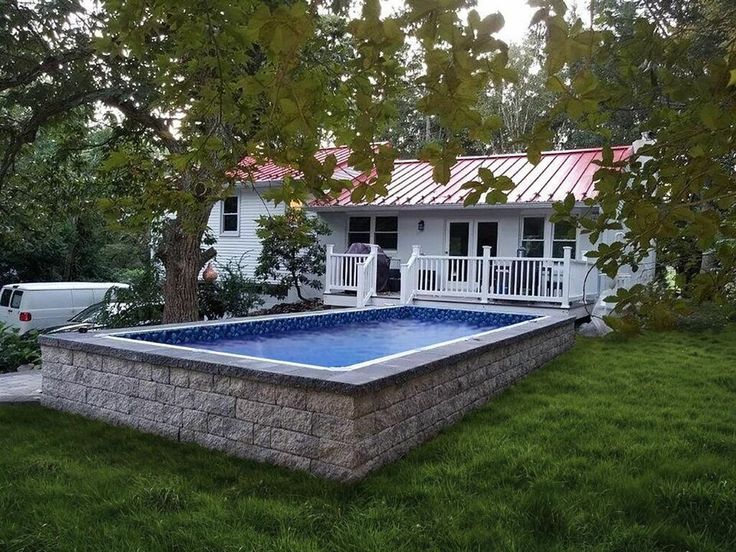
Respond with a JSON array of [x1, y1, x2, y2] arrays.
[[305, 201, 593, 212]]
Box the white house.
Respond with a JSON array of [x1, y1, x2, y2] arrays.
[[205, 146, 353, 301], [208, 143, 655, 316]]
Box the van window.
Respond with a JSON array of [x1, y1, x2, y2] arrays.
[[10, 291, 23, 309], [0, 289, 10, 307]]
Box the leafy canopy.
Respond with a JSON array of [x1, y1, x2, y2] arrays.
[[521, 0, 735, 331]]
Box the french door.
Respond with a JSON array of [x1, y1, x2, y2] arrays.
[[444, 221, 499, 289], [476, 221, 498, 257], [445, 221, 499, 257]]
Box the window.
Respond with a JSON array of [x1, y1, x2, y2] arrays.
[[10, 291, 23, 309], [348, 216, 398, 250], [521, 217, 545, 257], [221, 196, 239, 234], [0, 289, 10, 307], [552, 221, 577, 258], [348, 217, 371, 245], [374, 216, 398, 250]]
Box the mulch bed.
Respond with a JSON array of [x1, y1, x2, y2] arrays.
[[249, 299, 326, 317]]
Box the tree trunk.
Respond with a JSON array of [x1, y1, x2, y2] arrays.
[[158, 203, 216, 324], [161, 228, 203, 323], [292, 270, 305, 302], [64, 215, 79, 281]]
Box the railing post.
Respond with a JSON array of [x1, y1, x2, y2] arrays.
[[480, 245, 492, 303], [400, 264, 409, 304], [324, 244, 334, 294], [399, 245, 421, 304], [561, 246, 572, 308], [356, 261, 366, 308], [369, 244, 379, 297]]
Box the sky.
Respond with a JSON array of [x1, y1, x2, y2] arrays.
[[381, 0, 538, 45]]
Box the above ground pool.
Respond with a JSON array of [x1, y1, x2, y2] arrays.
[[111, 306, 539, 370], [40, 305, 573, 480]]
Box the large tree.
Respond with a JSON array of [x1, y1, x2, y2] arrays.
[[517, 0, 736, 330], [0, 2, 149, 287], [8, 0, 732, 331], [1, 0, 512, 322], [0, 0, 101, 189], [0, 117, 149, 286]]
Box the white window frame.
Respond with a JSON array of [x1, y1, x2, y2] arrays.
[[220, 195, 240, 236], [520, 216, 546, 258], [347, 215, 398, 252]]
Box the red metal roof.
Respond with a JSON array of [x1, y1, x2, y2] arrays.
[[237, 146, 353, 183], [310, 146, 632, 207]]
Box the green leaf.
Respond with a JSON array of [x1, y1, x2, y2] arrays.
[[688, 144, 705, 158], [698, 103, 720, 130], [101, 150, 130, 171]]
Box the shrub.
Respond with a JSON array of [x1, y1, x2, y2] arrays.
[[676, 302, 736, 332], [198, 257, 264, 319], [255, 208, 331, 301], [99, 263, 164, 328], [0, 323, 40, 373], [99, 260, 264, 326], [605, 279, 736, 335]]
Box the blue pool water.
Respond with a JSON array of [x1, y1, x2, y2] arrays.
[[118, 307, 537, 369]]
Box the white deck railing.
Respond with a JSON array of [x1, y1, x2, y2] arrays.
[[326, 244, 599, 308], [324, 244, 379, 308]]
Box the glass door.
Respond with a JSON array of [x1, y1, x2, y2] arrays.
[[476, 222, 498, 257], [447, 222, 470, 256], [446, 222, 470, 286]]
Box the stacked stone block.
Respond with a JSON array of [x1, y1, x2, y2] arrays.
[[41, 320, 574, 481]]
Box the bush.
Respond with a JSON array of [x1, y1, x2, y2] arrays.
[[607, 278, 736, 334], [0, 323, 40, 373], [198, 258, 264, 319], [676, 302, 736, 332], [99, 263, 164, 328], [255, 208, 331, 301], [98, 259, 264, 326]]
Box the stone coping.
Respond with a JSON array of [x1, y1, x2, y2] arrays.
[[38, 308, 573, 395]]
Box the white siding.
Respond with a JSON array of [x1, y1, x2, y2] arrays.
[[208, 193, 654, 301], [315, 207, 594, 262], [207, 185, 285, 277], [207, 185, 330, 301]]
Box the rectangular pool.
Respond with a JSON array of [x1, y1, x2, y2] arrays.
[[40, 306, 574, 481], [111, 307, 539, 370]]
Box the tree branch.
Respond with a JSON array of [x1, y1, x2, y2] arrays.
[[0, 87, 117, 190], [102, 96, 184, 154], [0, 47, 92, 92], [199, 247, 217, 268]]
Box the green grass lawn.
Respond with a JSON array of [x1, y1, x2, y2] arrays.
[[1, 328, 735, 552]]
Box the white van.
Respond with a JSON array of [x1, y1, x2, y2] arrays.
[[0, 282, 129, 334]]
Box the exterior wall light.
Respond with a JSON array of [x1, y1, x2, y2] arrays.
[[418, 220, 425, 232]]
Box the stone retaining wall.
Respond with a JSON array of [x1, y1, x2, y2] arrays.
[[40, 318, 574, 481]]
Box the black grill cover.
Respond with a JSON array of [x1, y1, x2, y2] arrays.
[[345, 243, 391, 292]]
